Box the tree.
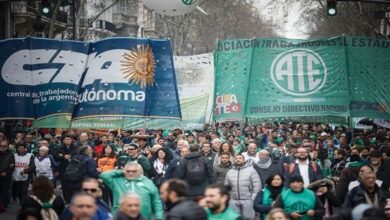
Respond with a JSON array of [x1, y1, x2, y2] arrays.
[[268, 0, 390, 39], [155, 0, 275, 55], [46, 0, 119, 40]]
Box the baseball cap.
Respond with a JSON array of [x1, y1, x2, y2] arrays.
[[320, 132, 327, 137]]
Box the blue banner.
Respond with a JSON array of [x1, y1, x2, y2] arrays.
[[0, 37, 181, 127]]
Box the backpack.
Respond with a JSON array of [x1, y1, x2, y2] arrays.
[[185, 157, 206, 184], [30, 195, 59, 220], [63, 156, 87, 182], [284, 162, 318, 175]]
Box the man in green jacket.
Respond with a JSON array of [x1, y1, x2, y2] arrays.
[[204, 184, 240, 220], [100, 161, 163, 220]]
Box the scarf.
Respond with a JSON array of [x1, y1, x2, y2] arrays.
[[268, 185, 283, 200], [153, 159, 166, 175], [257, 157, 272, 169]]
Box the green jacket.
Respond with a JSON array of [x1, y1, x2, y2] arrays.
[[206, 207, 240, 220], [100, 170, 163, 220]]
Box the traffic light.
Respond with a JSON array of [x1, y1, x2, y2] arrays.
[[40, 0, 52, 16], [327, 0, 337, 16]]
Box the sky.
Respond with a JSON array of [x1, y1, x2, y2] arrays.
[[253, 0, 310, 39]]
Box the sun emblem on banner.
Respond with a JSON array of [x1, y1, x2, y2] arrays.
[[121, 45, 156, 88], [176, 62, 204, 86]]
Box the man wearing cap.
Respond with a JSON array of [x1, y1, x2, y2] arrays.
[[273, 175, 324, 220], [116, 143, 152, 177]]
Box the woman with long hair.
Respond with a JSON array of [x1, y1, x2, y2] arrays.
[[213, 142, 235, 166], [253, 173, 286, 219], [150, 148, 171, 187], [21, 176, 64, 220], [97, 145, 117, 205]]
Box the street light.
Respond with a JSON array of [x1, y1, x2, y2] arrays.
[[327, 0, 337, 16]]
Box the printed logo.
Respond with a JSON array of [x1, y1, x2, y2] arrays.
[[182, 0, 197, 5], [176, 62, 204, 86], [270, 49, 327, 96], [215, 94, 241, 115], [121, 45, 156, 88]]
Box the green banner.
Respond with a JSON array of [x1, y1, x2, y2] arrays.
[[214, 42, 253, 121], [347, 37, 390, 120], [214, 36, 390, 122]]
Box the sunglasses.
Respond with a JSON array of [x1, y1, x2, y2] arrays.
[[82, 188, 98, 193], [0, 145, 7, 148], [125, 170, 138, 173]]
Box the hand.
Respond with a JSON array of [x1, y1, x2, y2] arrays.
[[290, 212, 302, 219], [64, 155, 71, 160], [0, 172, 6, 177], [307, 210, 315, 217], [97, 168, 102, 172], [54, 172, 59, 177], [98, 179, 103, 183]]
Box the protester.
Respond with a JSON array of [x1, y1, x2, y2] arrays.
[[22, 176, 64, 219], [213, 142, 235, 166], [160, 179, 207, 220], [284, 146, 323, 187], [213, 152, 233, 184], [114, 192, 144, 220], [273, 175, 324, 220], [253, 149, 282, 187], [100, 162, 163, 219], [242, 143, 258, 164], [253, 173, 286, 219], [60, 178, 111, 220], [62, 145, 98, 203], [65, 192, 98, 220], [344, 170, 389, 215], [34, 145, 58, 184], [116, 143, 151, 177], [204, 184, 240, 220], [12, 143, 35, 206], [176, 143, 215, 199], [150, 148, 171, 187], [164, 146, 190, 180], [225, 154, 261, 219], [200, 142, 216, 165], [267, 208, 289, 220], [307, 178, 341, 219], [0, 140, 14, 212]]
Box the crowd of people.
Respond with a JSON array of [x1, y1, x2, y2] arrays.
[[0, 122, 390, 220]]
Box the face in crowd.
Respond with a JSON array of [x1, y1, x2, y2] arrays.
[[234, 155, 245, 166], [70, 194, 97, 220], [204, 187, 228, 213], [119, 194, 141, 218], [123, 164, 141, 180], [296, 147, 308, 161]]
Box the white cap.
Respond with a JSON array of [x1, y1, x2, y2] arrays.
[[320, 132, 327, 137]]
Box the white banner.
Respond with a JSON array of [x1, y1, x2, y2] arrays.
[[174, 53, 214, 129]]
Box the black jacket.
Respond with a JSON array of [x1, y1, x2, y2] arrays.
[[165, 199, 207, 220], [22, 195, 65, 216], [344, 183, 389, 210], [54, 144, 78, 174], [0, 149, 14, 177], [176, 152, 215, 196], [114, 211, 145, 220]]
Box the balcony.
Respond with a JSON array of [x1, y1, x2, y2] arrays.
[[112, 12, 139, 37], [11, 1, 67, 37]]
